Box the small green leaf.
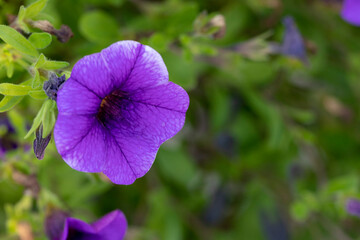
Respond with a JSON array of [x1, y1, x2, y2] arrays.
[[41, 60, 69, 70], [0, 96, 24, 112], [31, 69, 41, 89], [42, 106, 55, 137], [0, 83, 32, 96], [34, 53, 46, 68], [24, 0, 48, 19], [79, 11, 119, 44], [29, 32, 52, 49], [0, 25, 38, 57], [148, 33, 171, 52], [63, 71, 71, 79], [24, 100, 55, 139], [24, 101, 47, 139], [17, 6, 26, 22], [29, 90, 47, 100], [6, 62, 14, 78]]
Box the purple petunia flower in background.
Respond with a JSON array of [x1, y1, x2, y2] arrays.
[[0, 113, 18, 159], [341, 0, 360, 26], [46, 209, 127, 240], [54, 40, 189, 185], [346, 198, 360, 217]]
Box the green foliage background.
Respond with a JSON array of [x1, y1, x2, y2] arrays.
[[1, 0, 360, 239]]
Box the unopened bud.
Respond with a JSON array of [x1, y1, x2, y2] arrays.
[[30, 20, 73, 43], [43, 73, 66, 101], [209, 14, 226, 39], [194, 12, 226, 39], [33, 125, 51, 160]]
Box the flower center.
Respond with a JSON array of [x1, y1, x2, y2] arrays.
[[97, 90, 127, 126]]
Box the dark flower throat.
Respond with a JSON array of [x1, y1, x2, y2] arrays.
[[97, 90, 128, 126]]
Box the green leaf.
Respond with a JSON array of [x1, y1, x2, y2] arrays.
[[0, 83, 32, 96], [34, 54, 69, 70], [0, 96, 24, 112], [148, 33, 171, 52], [8, 110, 26, 137], [25, 100, 55, 139], [31, 69, 41, 89], [6, 62, 14, 78], [24, 0, 48, 19], [157, 147, 197, 187], [79, 11, 119, 44], [41, 60, 69, 70], [0, 25, 38, 57], [16, 6, 30, 33], [34, 54, 47, 68], [17, 6, 26, 22], [28, 32, 52, 49], [24, 101, 47, 139], [162, 51, 200, 90], [29, 90, 47, 100], [106, 0, 125, 6], [290, 201, 310, 222], [42, 103, 55, 137]]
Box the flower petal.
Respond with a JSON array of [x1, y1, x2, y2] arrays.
[[341, 0, 360, 26], [54, 115, 106, 172], [91, 210, 127, 240], [103, 133, 158, 184], [61, 218, 96, 240], [101, 82, 189, 184], [101, 41, 168, 91], [70, 52, 113, 98], [57, 78, 101, 116], [127, 81, 189, 142]]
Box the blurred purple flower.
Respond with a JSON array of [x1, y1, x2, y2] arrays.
[[341, 0, 360, 26], [260, 210, 289, 240], [0, 114, 17, 159], [45, 209, 69, 240], [60, 210, 127, 240], [346, 198, 360, 217], [54, 40, 189, 185], [281, 16, 307, 64]]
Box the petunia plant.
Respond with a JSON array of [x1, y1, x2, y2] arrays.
[[0, 0, 70, 161]]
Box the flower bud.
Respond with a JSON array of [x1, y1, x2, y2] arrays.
[[194, 12, 226, 39], [33, 124, 51, 160], [208, 14, 226, 39], [43, 73, 66, 101], [30, 20, 73, 43]]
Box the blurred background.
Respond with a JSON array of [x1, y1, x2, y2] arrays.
[[2, 0, 360, 239]]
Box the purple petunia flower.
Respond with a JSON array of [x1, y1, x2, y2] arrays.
[[54, 40, 189, 185], [346, 198, 360, 217], [61, 210, 127, 240], [341, 0, 360, 26]]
